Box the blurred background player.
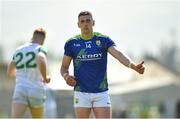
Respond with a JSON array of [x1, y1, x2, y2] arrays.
[[7, 28, 51, 118], [61, 11, 145, 118]]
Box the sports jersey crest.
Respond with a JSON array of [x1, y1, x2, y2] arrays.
[[96, 40, 101, 46]]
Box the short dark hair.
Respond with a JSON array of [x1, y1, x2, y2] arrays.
[[33, 28, 46, 39], [78, 11, 93, 20]]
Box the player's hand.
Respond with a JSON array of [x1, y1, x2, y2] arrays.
[[43, 75, 51, 83], [64, 75, 76, 87], [132, 61, 145, 74]]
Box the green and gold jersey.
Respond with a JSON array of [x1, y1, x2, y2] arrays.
[[64, 32, 115, 93]]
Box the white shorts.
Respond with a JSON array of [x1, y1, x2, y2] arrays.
[[13, 85, 46, 107], [74, 91, 111, 108]]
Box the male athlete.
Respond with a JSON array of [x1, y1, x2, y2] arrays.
[[60, 11, 145, 118], [7, 28, 50, 118]]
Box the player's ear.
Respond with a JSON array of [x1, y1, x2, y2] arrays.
[[92, 20, 95, 26]]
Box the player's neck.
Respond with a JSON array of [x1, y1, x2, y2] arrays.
[[31, 39, 43, 45], [81, 32, 93, 40]]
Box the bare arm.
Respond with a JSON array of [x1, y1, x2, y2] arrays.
[[108, 46, 145, 74], [7, 61, 16, 78], [37, 52, 50, 83], [60, 55, 76, 86], [108, 46, 132, 67], [60, 55, 72, 77]]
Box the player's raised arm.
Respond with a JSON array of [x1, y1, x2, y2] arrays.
[[108, 46, 145, 74]]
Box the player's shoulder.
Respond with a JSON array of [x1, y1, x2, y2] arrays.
[[15, 43, 31, 52], [93, 32, 109, 38], [38, 46, 47, 56], [66, 34, 81, 43]]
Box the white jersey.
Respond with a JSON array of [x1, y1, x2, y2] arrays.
[[12, 42, 46, 89]]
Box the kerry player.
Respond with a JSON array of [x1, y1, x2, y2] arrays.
[[60, 11, 145, 118]]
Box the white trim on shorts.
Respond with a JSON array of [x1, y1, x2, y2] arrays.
[[74, 91, 111, 108]]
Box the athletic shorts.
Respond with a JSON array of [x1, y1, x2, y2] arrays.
[[74, 91, 111, 108], [13, 85, 46, 108]]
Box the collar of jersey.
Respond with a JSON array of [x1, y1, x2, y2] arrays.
[[30, 42, 39, 45], [80, 33, 94, 40]]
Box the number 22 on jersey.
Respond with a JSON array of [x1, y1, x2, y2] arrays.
[[14, 51, 37, 69]]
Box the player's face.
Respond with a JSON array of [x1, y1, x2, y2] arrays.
[[78, 15, 94, 35]]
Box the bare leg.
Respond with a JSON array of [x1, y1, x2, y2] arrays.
[[11, 103, 27, 118], [30, 106, 44, 118], [75, 107, 91, 118], [93, 107, 111, 118]]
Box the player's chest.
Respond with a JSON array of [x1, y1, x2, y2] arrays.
[[72, 40, 104, 54]]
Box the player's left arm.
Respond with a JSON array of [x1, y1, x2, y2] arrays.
[[37, 52, 50, 83], [108, 46, 145, 74], [7, 61, 16, 78]]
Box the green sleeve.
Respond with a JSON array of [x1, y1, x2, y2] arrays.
[[38, 46, 47, 56]]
